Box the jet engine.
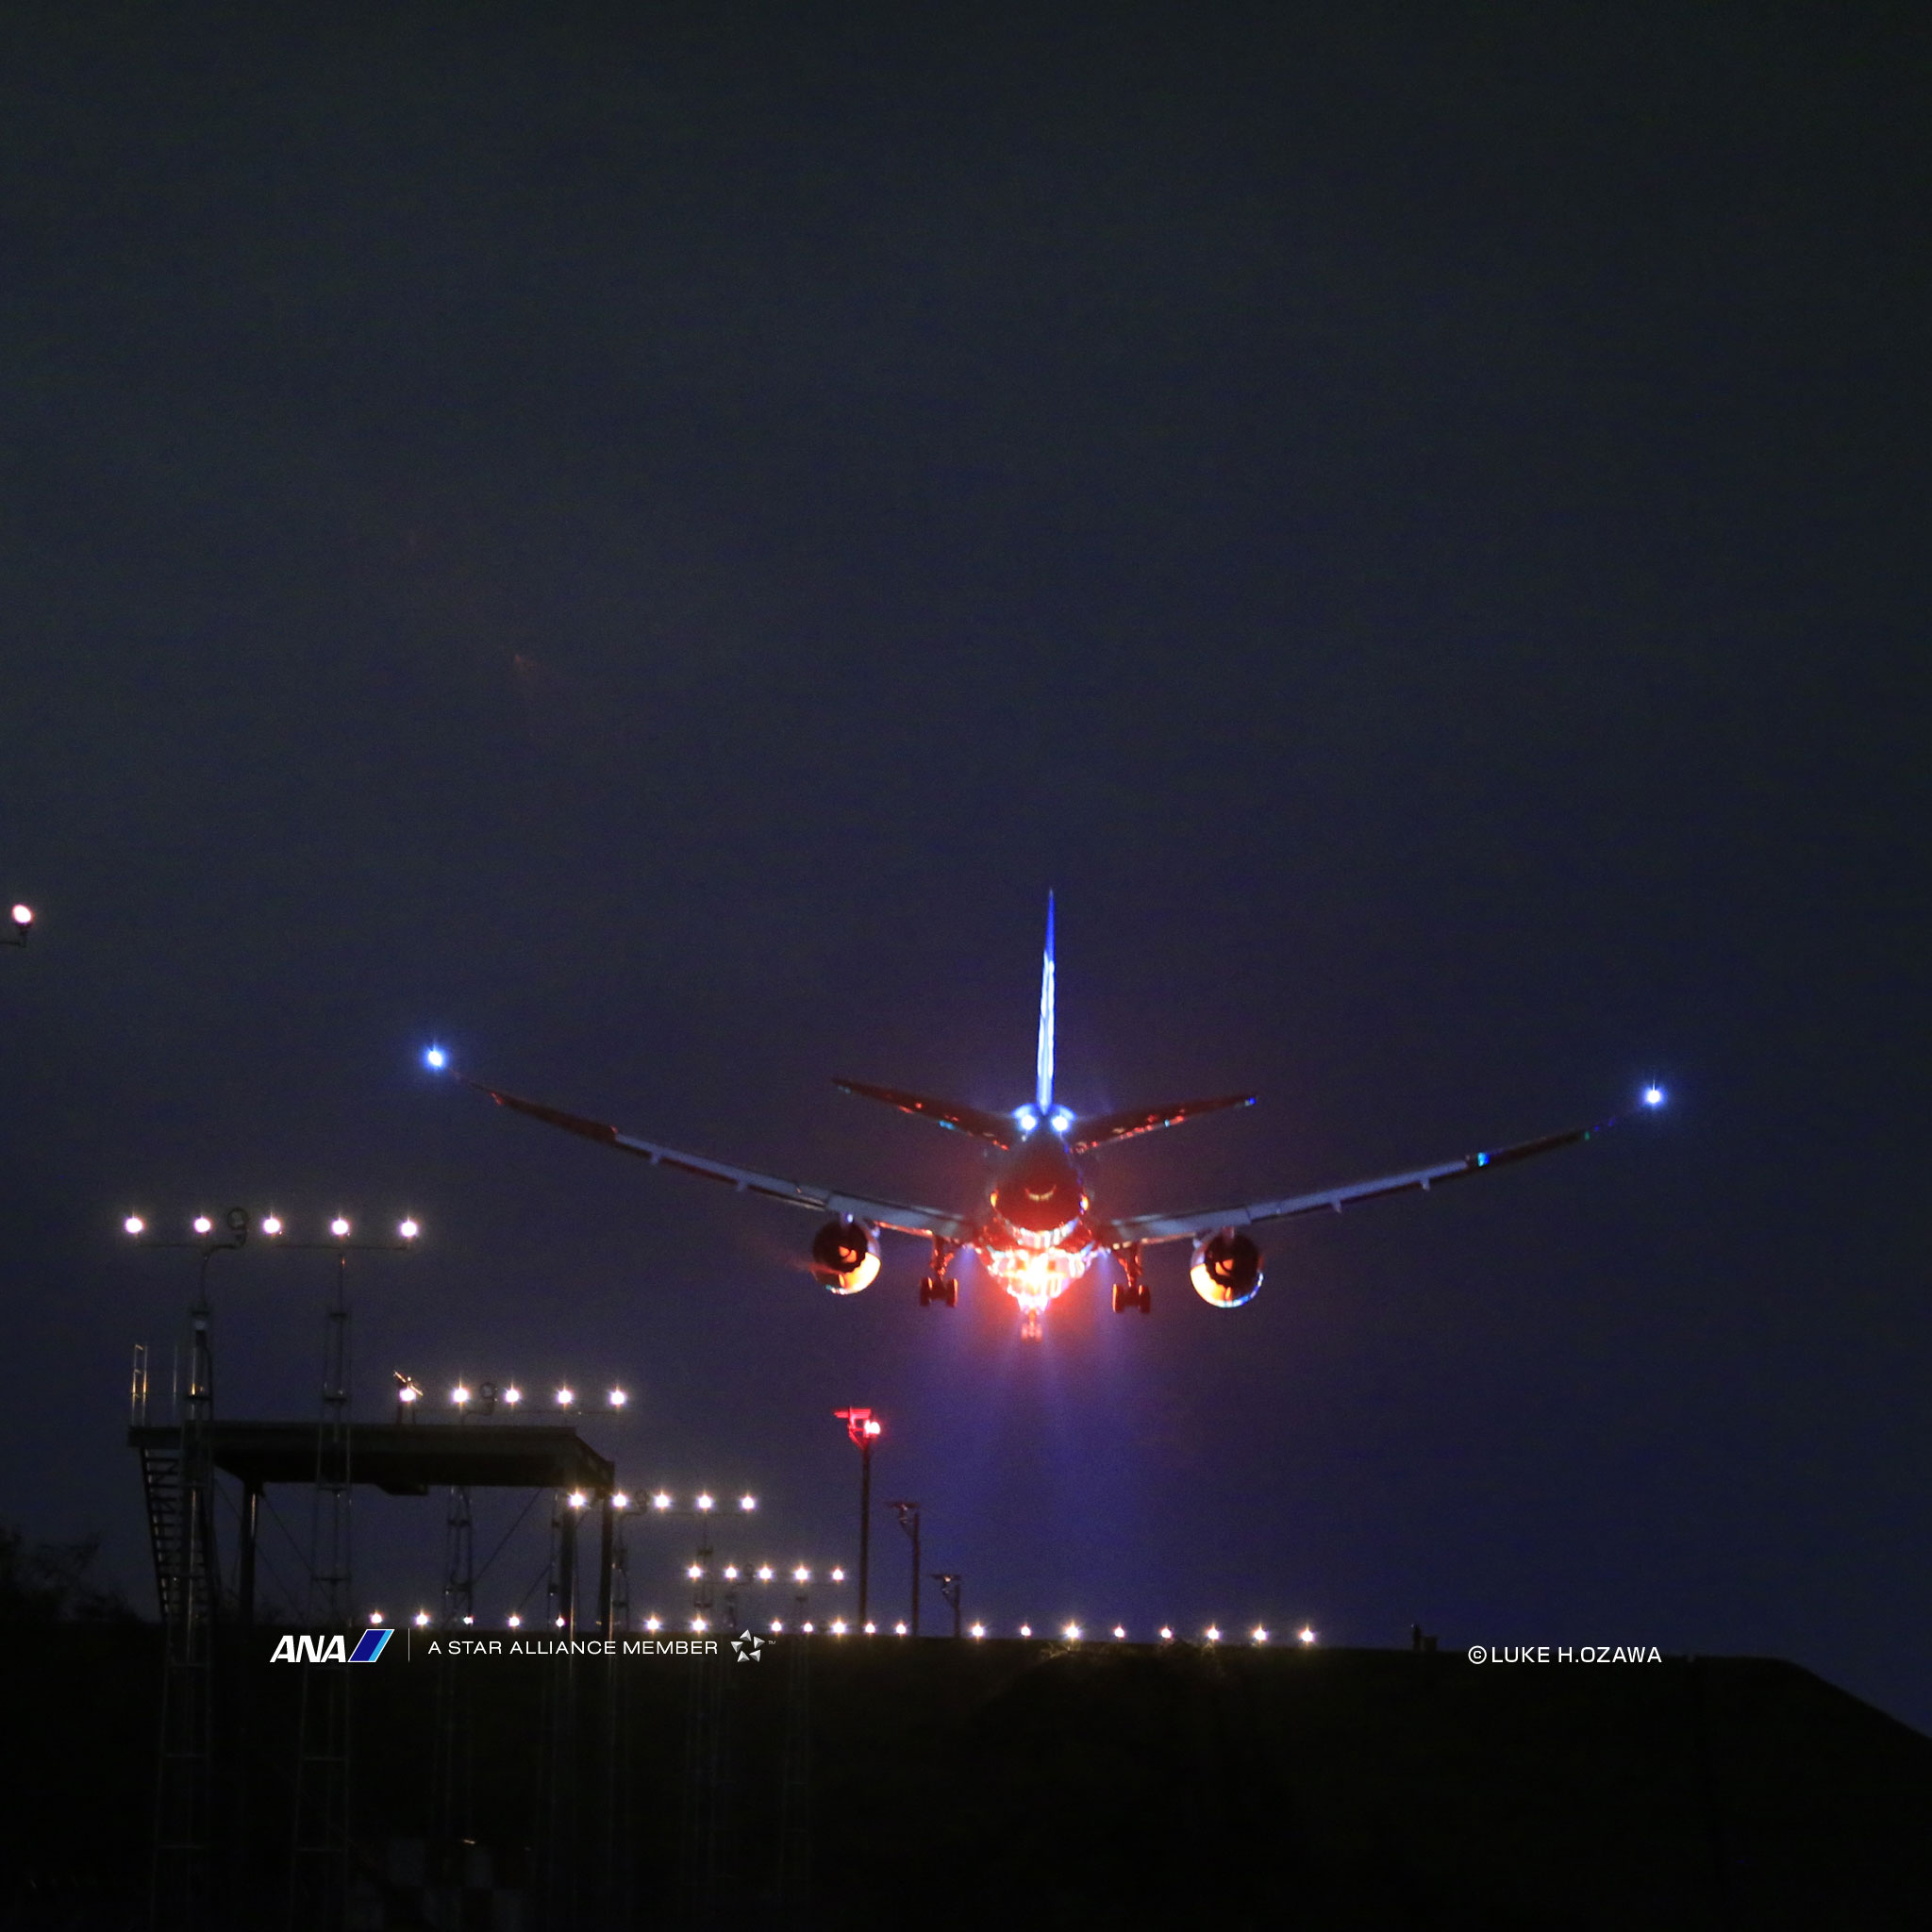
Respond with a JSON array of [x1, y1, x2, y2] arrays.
[[1190, 1228, 1262, 1307], [810, 1216, 881, 1294]]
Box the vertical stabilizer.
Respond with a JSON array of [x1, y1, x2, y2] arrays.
[[1036, 892, 1056, 1114]]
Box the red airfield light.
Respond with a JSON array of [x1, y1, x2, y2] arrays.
[[834, 1407, 882, 1624]]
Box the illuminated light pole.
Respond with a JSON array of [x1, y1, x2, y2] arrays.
[[930, 1571, 962, 1639], [833, 1407, 881, 1627], [4, 903, 32, 948], [888, 1500, 921, 1636]]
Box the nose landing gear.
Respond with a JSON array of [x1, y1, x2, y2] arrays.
[[1110, 1244, 1149, 1315]]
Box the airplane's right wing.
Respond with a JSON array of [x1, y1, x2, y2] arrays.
[[1096, 1113, 1629, 1248], [466, 1079, 976, 1242]]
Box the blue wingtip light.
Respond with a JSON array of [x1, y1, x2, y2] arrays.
[[424, 1046, 448, 1072], [1642, 1085, 1665, 1108]]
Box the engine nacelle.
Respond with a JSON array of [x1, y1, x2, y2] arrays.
[[1190, 1228, 1262, 1307], [810, 1217, 881, 1294]]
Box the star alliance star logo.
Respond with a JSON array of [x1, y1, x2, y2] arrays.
[[731, 1629, 765, 1664]]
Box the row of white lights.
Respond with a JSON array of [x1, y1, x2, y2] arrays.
[[122, 1213, 422, 1240], [370, 1607, 1313, 1645], [401, 1383, 633, 1412]]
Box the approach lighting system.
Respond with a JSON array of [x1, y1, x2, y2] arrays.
[[398, 1218, 421, 1241], [555, 1386, 574, 1408], [829, 1567, 845, 1582], [1252, 1626, 1270, 1645], [9, 904, 30, 928], [970, 1623, 986, 1639], [260, 1214, 283, 1238], [894, 1622, 908, 1636], [612, 1492, 630, 1510], [331, 1216, 351, 1239], [757, 1565, 774, 1582], [739, 1493, 757, 1511], [508, 1614, 522, 1629], [1113, 1625, 1126, 1640], [124, 1215, 145, 1237], [369, 1611, 385, 1625], [607, 1387, 627, 1408], [695, 1492, 714, 1512], [1299, 1625, 1317, 1645], [451, 1384, 470, 1407], [1205, 1626, 1222, 1644], [652, 1492, 673, 1511], [567, 1491, 587, 1509], [503, 1385, 522, 1407], [793, 1566, 810, 1584], [1019, 1624, 1032, 1638], [192, 1216, 214, 1236], [644, 1616, 662, 1633], [413, 1612, 430, 1627], [1159, 1626, 1174, 1641], [452, 898, 1651, 1340], [1063, 1623, 1082, 1641]]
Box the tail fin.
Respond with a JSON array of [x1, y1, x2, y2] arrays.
[[1037, 891, 1056, 1114]]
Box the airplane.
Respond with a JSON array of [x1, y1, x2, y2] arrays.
[[431, 897, 1663, 1339]]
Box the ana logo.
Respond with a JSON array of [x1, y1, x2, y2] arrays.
[[270, 1630, 393, 1664], [730, 1630, 765, 1664]]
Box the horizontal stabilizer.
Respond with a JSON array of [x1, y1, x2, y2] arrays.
[[833, 1078, 1020, 1150], [1068, 1093, 1256, 1154]]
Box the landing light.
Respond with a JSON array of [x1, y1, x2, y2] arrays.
[[370, 1611, 385, 1625], [862, 1621, 875, 1635], [770, 1619, 784, 1633], [724, 1566, 740, 1581], [556, 1387, 574, 1407], [452, 1384, 470, 1407], [829, 1620, 847, 1637], [687, 1565, 703, 1581], [1643, 1085, 1666, 1108], [1049, 1107, 1074, 1134], [1019, 1624, 1032, 1638], [691, 1617, 708, 1633], [424, 1046, 447, 1071], [1013, 1105, 1040, 1134]]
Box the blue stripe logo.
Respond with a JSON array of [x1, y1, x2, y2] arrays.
[[349, 1627, 393, 1663]]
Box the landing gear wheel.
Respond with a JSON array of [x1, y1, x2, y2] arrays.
[[1112, 1279, 1150, 1315], [918, 1274, 935, 1307], [941, 1276, 959, 1307]]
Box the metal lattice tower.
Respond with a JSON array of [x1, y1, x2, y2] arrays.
[[148, 1289, 220, 1932], [289, 1255, 354, 1931]]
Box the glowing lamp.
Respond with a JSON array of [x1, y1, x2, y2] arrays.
[[829, 1567, 844, 1583], [555, 1387, 574, 1407], [894, 1622, 908, 1636], [611, 1491, 629, 1510], [651, 1492, 672, 1511], [801, 1621, 815, 1633], [192, 1215, 213, 1236], [739, 1493, 757, 1511], [508, 1614, 522, 1628], [644, 1616, 661, 1633], [451, 1384, 470, 1407], [1205, 1626, 1222, 1644], [397, 1383, 420, 1406], [413, 1612, 430, 1627], [770, 1619, 784, 1633], [863, 1621, 876, 1635], [370, 1611, 384, 1625], [757, 1566, 774, 1582], [830, 1620, 847, 1636], [424, 1046, 447, 1071], [691, 1616, 708, 1634], [9, 905, 31, 927], [1643, 1085, 1666, 1108], [695, 1492, 714, 1512], [331, 1216, 351, 1239], [1159, 1627, 1174, 1641], [686, 1565, 703, 1580], [1252, 1627, 1270, 1645], [608, 1387, 626, 1407], [970, 1624, 986, 1640], [1298, 1626, 1317, 1645], [503, 1385, 522, 1407], [862, 1419, 882, 1438], [724, 1566, 740, 1581], [397, 1218, 420, 1241], [567, 1490, 587, 1509], [1113, 1625, 1126, 1641], [792, 1566, 810, 1584], [124, 1215, 145, 1237], [1062, 1623, 1082, 1641], [460, 1615, 473, 1626], [260, 1215, 283, 1237]]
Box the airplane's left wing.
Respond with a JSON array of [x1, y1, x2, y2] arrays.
[[1095, 1113, 1628, 1247], [465, 1079, 976, 1242]]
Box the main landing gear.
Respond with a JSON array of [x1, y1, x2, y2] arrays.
[[1111, 1243, 1149, 1315], [919, 1237, 963, 1308]]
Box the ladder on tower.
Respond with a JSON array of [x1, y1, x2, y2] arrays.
[[140, 1443, 187, 1624]]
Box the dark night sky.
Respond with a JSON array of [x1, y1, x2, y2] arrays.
[[2, 6, 1927, 1724]]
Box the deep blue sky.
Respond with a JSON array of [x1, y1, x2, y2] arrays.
[[2, 6, 1926, 1724]]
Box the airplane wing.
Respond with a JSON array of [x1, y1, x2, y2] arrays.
[[1095, 1113, 1628, 1247], [464, 1079, 977, 1242]]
